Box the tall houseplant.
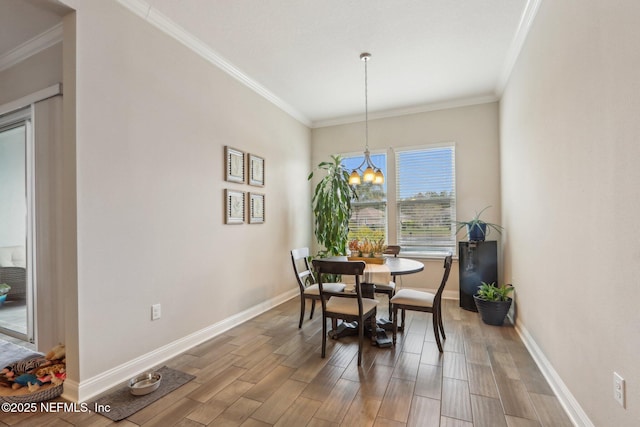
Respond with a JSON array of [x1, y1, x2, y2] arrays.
[[308, 155, 357, 256]]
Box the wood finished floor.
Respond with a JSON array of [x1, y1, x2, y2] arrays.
[[0, 298, 574, 427]]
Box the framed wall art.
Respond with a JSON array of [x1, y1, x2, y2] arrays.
[[248, 153, 265, 186], [225, 146, 245, 183], [225, 189, 245, 224], [248, 192, 265, 224]]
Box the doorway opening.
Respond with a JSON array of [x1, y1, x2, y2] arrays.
[[0, 107, 35, 345]]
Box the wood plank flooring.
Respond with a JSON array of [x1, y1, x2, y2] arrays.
[[0, 298, 574, 426]]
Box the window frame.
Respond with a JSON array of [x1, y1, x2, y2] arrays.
[[339, 142, 456, 259]]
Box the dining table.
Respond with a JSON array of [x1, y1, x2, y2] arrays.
[[324, 255, 425, 347]]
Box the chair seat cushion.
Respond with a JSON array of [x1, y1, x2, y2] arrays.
[[375, 281, 395, 292], [390, 289, 435, 308], [304, 283, 346, 296], [326, 297, 378, 316]]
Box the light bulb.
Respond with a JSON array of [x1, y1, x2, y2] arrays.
[[373, 169, 384, 184], [349, 170, 362, 185], [363, 166, 375, 182]]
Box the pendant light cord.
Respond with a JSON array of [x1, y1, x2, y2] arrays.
[[364, 56, 369, 152]]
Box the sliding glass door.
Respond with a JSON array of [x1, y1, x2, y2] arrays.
[[0, 108, 34, 342]]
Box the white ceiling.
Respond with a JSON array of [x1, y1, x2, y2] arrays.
[[1, 0, 536, 127]]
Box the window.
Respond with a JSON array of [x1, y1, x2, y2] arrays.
[[341, 153, 387, 242], [340, 145, 456, 257], [396, 145, 456, 255]]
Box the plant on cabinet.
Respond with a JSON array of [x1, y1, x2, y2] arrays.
[[455, 206, 503, 241]]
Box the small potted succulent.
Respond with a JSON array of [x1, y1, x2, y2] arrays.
[[372, 238, 387, 258], [456, 206, 503, 241], [348, 238, 360, 256], [473, 282, 514, 326], [0, 283, 11, 306], [360, 239, 372, 257]]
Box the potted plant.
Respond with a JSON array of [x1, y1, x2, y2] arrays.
[[0, 283, 11, 306], [308, 155, 357, 257], [473, 282, 514, 326], [456, 206, 503, 241]]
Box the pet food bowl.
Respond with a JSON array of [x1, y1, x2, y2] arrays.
[[128, 371, 162, 396]]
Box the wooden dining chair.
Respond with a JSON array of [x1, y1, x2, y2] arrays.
[[375, 245, 401, 319], [390, 254, 453, 352], [312, 259, 378, 366], [291, 248, 346, 328]]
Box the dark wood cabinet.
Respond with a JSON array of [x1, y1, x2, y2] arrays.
[[458, 241, 497, 311]]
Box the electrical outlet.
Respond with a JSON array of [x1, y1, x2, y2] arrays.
[[151, 304, 161, 321], [613, 372, 625, 408]]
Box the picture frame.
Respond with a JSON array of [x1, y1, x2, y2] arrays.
[[248, 153, 265, 186], [225, 189, 245, 224], [225, 146, 245, 183], [248, 192, 265, 224]]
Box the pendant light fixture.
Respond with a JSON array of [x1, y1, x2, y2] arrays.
[[348, 52, 384, 186]]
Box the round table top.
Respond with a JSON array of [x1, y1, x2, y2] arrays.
[[326, 256, 424, 276]]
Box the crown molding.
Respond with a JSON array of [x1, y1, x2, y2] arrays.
[[312, 94, 499, 129], [495, 0, 543, 95], [0, 23, 63, 73], [116, 0, 312, 127]]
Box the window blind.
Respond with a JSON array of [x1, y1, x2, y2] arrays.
[[395, 145, 456, 255]]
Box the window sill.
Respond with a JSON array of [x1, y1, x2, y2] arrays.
[[398, 252, 458, 261]]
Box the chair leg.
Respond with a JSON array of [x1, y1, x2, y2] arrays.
[[370, 311, 377, 347], [401, 309, 406, 331], [437, 306, 446, 340], [321, 315, 327, 358], [299, 297, 306, 328], [388, 291, 394, 321], [433, 312, 443, 352], [392, 305, 398, 346], [358, 318, 364, 366], [310, 299, 316, 320]]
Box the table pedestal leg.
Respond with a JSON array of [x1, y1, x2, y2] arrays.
[[328, 320, 393, 347]]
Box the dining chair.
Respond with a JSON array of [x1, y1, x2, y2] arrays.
[[312, 259, 378, 366], [291, 248, 346, 328], [375, 245, 401, 319], [390, 254, 453, 352]]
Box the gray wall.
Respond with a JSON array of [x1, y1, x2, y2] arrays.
[[500, 1, 640, 425]]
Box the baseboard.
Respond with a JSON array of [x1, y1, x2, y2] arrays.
[[511, 316, 594, 427], [63, 288, 298, 402], [442, 290, 459, 300]]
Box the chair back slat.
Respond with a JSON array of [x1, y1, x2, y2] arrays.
[[434, 254, 454, 301], [291, 247, 315, 291], [384, 245, 401, 257]]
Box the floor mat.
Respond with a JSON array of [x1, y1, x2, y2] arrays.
[[91, 366, 196, 421]]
